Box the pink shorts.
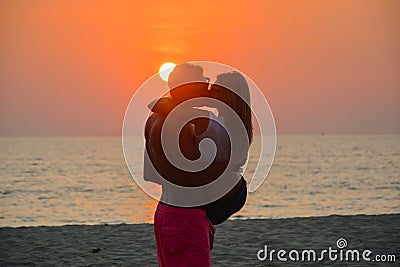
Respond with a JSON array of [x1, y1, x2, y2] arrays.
[[154, 202, 211, 267]]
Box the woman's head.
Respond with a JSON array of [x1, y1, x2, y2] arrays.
[[213, 71, 253, 144]]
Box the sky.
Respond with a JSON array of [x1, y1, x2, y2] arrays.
[[0, 0, 399, 136]]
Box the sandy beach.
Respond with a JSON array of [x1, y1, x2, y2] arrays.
[[1, 214, 399, 266]]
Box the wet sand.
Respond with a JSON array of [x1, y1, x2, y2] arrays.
[[1, 214, 399, 266]]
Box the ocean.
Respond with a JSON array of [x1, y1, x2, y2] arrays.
[[1, 135, 399, 227]]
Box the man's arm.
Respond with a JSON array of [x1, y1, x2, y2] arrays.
[[149, 97, 211, 136]]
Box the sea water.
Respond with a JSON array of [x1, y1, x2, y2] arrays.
[[1, 135, 399, 227]]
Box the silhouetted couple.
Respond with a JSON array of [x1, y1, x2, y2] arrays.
[[144, 63, 252, 267]]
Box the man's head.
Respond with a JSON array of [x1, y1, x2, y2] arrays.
[[168, 63, 210, 104]]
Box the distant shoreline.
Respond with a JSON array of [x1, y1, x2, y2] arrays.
[[1, 213, 399, 229]]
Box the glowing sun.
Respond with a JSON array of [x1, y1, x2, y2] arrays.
[[159, 62, 176, 82]]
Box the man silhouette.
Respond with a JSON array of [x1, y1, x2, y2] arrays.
[[144, 63, 225, 267]]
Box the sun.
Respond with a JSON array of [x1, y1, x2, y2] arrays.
[[159, 62, 176, 82]]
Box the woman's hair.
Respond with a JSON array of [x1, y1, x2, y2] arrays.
[[214, 71, 253, 144]]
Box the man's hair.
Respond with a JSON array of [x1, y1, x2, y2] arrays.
[[168, 63, 205, 90], [167, 63, 208, 103]]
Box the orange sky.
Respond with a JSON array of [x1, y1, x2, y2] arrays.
[[0, 0, 399, 135]]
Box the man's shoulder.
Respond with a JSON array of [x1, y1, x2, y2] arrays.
[[145, 113, 165, 140]]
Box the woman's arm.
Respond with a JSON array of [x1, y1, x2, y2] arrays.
[[148, 97, 211, 119], [148, 97, 174, 114]]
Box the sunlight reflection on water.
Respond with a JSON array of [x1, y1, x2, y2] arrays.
[[1, 135, 399, 227]]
